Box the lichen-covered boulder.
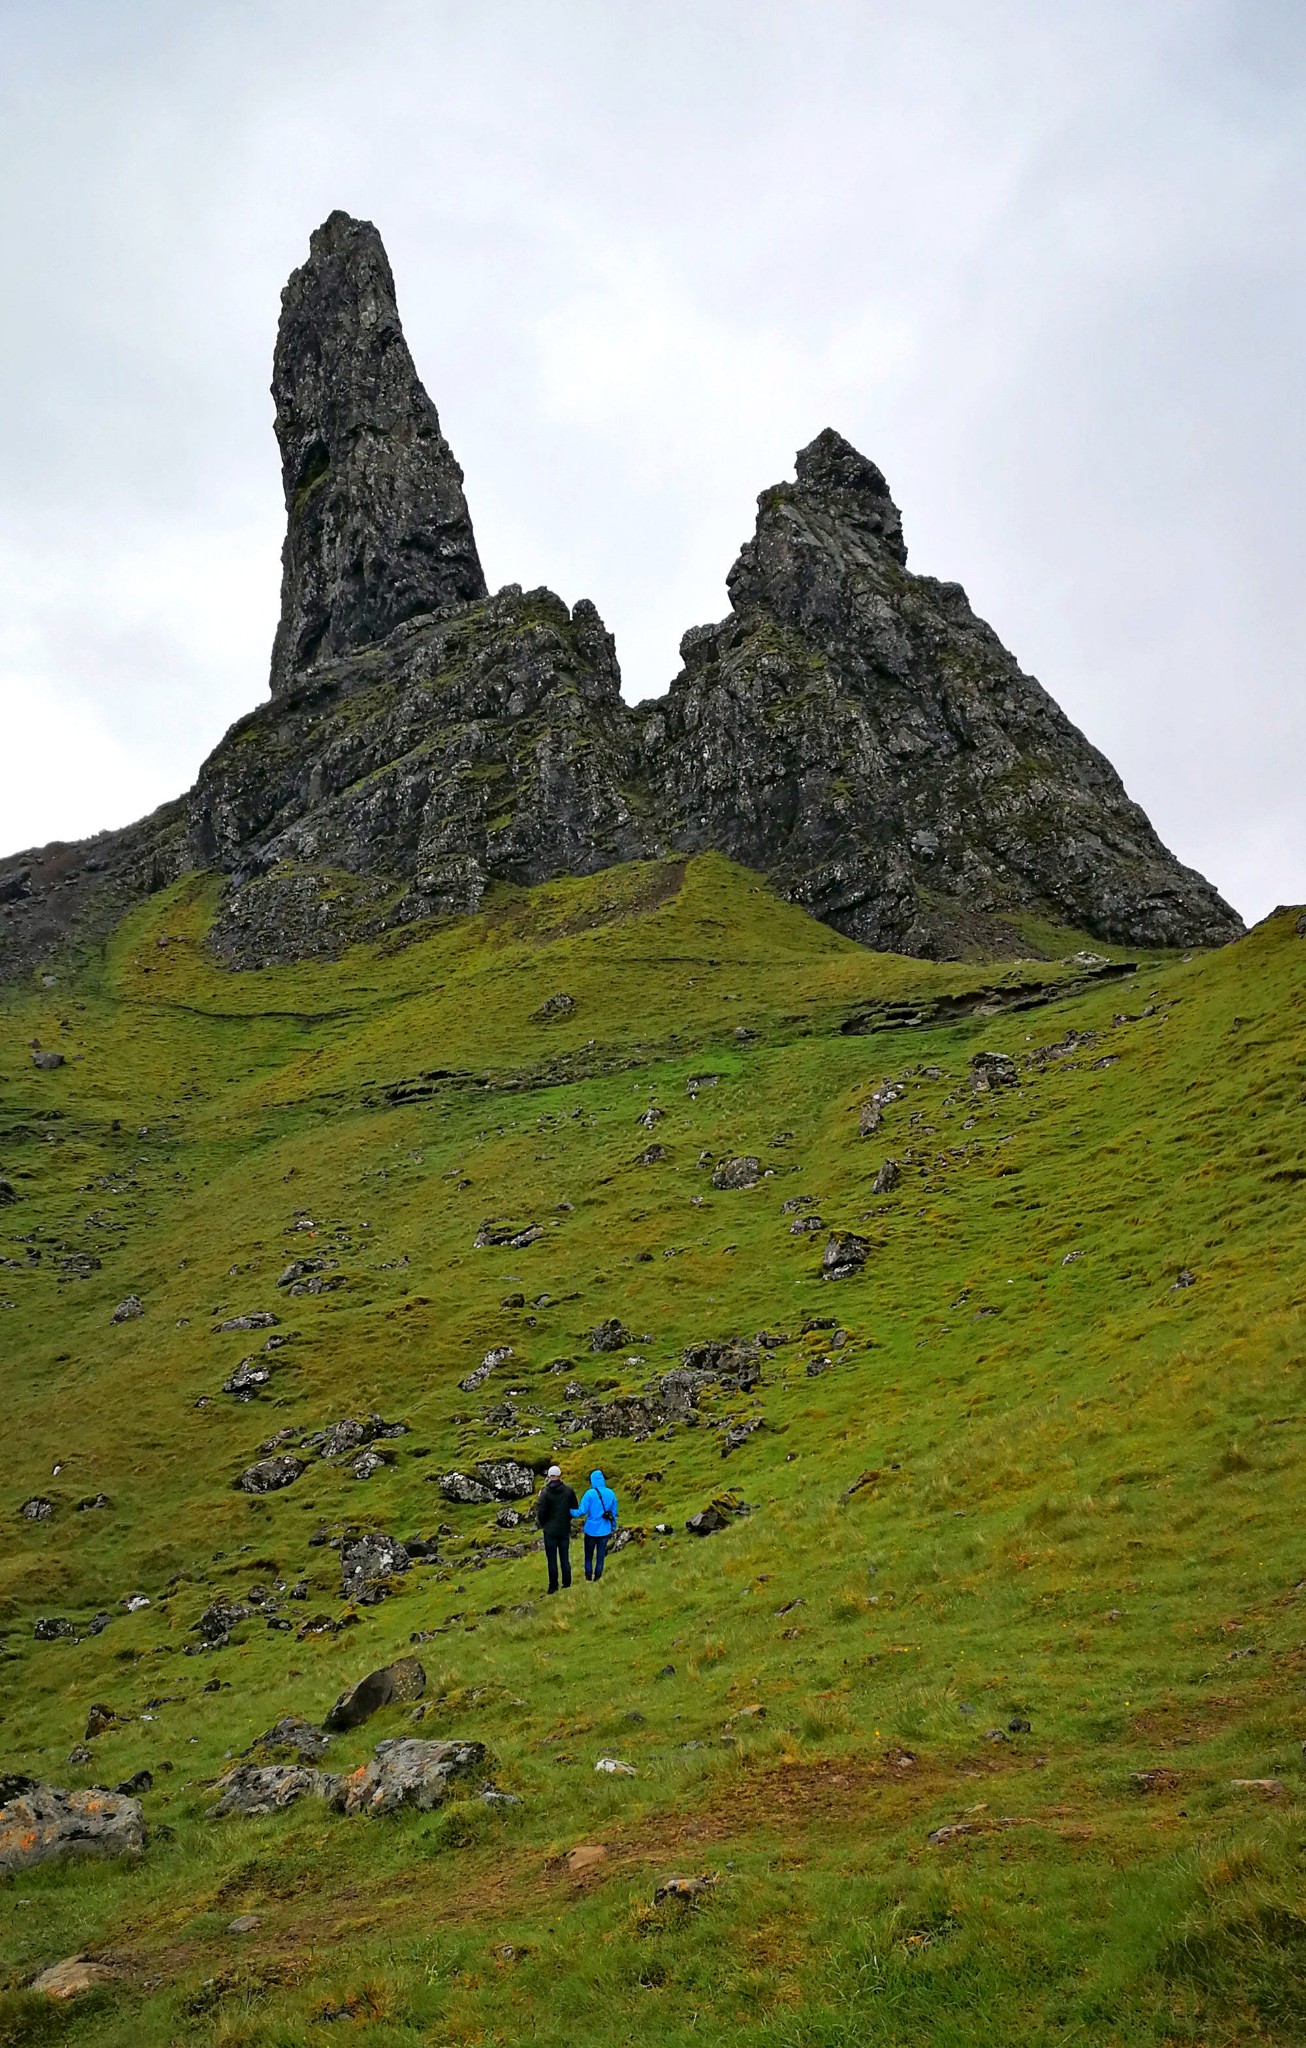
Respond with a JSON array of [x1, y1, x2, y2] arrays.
[[0, 1781, 144, 1873], [328, 1738, 490, 1816], [209, 1763, 334, 1818]]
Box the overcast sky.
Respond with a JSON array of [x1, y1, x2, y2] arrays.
[[1, 0, 1302, 921]]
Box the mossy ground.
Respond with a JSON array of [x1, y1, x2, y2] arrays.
[[1, 854, 1303, 2045]]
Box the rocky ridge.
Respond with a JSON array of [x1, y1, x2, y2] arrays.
[[0, 212, 1242, 978]]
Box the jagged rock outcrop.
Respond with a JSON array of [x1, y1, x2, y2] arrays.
[[269, 209, 486, 697], [0, 214, 1244, 981], [640, 429, 1242, 956]]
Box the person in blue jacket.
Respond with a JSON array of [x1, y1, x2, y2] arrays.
[[574, 1468, 619, 1582]]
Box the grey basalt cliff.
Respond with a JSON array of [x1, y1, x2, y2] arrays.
[[0, 211, 1242, 979]]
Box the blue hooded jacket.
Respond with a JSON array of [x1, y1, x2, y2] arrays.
[[575, 1470, 618, 1537]]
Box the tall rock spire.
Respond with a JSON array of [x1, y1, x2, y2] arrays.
[[268, 211, 487, 697]]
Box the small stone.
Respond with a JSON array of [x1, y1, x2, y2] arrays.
[[594, 1757, 636, 1775], [31, 1050, 65, 1070], [590, 1317, 628, 1352], [858, 1101, 882, 1136], [1230, 1777, 1284, 1796], [228, 1914, 262, 1934], [109, 1295, 144, 1324], [635, 1144, 667, 1166], [1172, 1268, 1196, 1290], [531, 992, 575, 1022], [871, 1159, 900, 1195], [653, 1873, 716, 1904], [20, 1496, 53, 1521]]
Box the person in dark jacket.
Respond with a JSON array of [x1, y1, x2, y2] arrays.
[[535, 1465, 579, 1593]]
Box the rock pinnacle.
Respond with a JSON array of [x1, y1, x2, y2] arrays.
[[268, 210, 487, 697]]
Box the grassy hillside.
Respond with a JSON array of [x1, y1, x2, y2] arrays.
[[1, 853, 1303, 2046]]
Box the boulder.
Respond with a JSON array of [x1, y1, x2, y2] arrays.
[[324, 1655, 427, 1732], [872, 1159, 901, 1194], [194, 1598, 253, 1645], [20, 1496, 54, 1520], [349, 1448, 388, 1480], [530, 991, 575, 1021], [587, 1396, 663, 1439], [711, 1155, 761, 1191], [223, 1357, 272, 1399], [217, 1310, 279, 1331], [590, 1317, 628, 1352], [341, 1531, 410, 1602], [969, 1050, 1018, 1091], [686, 1505, 729, 1537], [635, 1144, 667, 1165], [29, 1957, 126, 2000], [31, 1049, 65, 1070], [0, 1178, 17, 1204], [475, 1458, 536, 1499], [459, 1344, 512, 1392], [438, 1470, 497, 1505], [84, 1702, 123, 1739], [653, 1874, 717, 1904], [34, 1616, 77, 1642], [249, 1715, 332, 1762], [327, 1737, 490, 1816], [0, 1782, 144, 1873], [209, 1763, 333, 1818], [109, 1295, 144, 1323], [857, 1101, 882, 1136], [789, 1215, 823, 1234], [681, 1336, 762, 1390], [234, 1453, 305, 1494], [823, 1232, 870, 1280]]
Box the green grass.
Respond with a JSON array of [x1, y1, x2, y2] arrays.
[[0, 853, 1304, 2045]]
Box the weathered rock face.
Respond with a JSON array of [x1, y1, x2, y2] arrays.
[[0, 1780, 144, 1873], [643, 428, 1242, 957], [269, 210, 486, 697], [0, 220, 1244, 981]]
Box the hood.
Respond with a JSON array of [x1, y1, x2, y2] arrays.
[[590, 1470, 607, 1489]]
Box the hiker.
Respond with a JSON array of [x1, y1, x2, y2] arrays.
[[535, 1464, 579, 1594], [576, 1467, 619, 1582]]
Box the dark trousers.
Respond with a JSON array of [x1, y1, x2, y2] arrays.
[[544, 1533, 571, 1592], [584, 1533, 610, 1580]]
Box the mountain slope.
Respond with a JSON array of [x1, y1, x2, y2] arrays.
[[1, 860, 1302, 2044]]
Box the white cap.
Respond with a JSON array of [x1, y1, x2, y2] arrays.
[[547, 1464, 562, 1478]]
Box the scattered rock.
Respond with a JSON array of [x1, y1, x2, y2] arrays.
[[722, 1418, 762, 1456], [686, 1505, 729, 1537], [586, 1396, 664, 1440], [635, 1144, 667, 1166], [84, 1703, 122, 1739], [194, 1598, 253, 1647], [712, 1155, 761, 1191], [349, 1448, 388, 1481], [341, 1531, 410, 1603], [324, 1655, 427, 1732], [328, 1737, 490, 1816], [475, 1459, 537, 1499], [858, 1101, 882, 1136], [31, 1050, 65, 1070], [34, 1616, 77, 1642], [234, 1453, 305, 1494], [823, 1231, 870, 1280], [1231, 1777, 1284, 1797], [637, 1105, 665, 1128], [871, 1159, 901, 1194], [590, 1317, 628, 1352], [594, 1757, 636, 1776], [1172, 1268, 1196, 1290], [66, 1744, 93, 1766], [459, 1344, 512, 1392], [438, 1470, 498, 1505], [969, 1051, 1018, 1092], [227, 1914, 263, 1934], [109, 1295, 144, 1324], [531, 992, 575, 1022], [217, 1311, 279, 1331], [210, 1763, 332, 1818], [495, 1505, 523, 1528], [114, 1770, 153, 1797], [223, 1358, 272, 1399], [474, 1220, 543, 1250], [1008, 1716, 1032, 1735], [0, 1178, 17, 1204], [250, 1716, 332, 1763], [0, 1782, 144, 1873], [20, 1496, 54, 1520], [29, 1957, 126, 1999]]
